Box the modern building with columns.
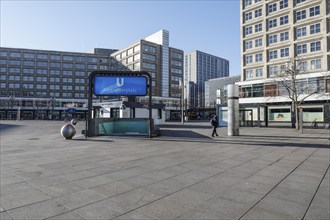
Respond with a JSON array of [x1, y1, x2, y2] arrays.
[[238, 0, 330, 125]]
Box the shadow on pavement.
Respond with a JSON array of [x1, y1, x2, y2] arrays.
[[160, 129, 210, 139], [0, 123, 24, 134]]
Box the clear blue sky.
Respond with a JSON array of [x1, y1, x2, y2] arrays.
[[0, 0, 241, 75]]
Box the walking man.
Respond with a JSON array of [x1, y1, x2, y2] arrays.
[[211, 114, 219, 137]]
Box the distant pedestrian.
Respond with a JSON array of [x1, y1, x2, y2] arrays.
[[211, 115, 219, 137]]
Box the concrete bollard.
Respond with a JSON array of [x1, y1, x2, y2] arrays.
[[227, 84, 239, 136]]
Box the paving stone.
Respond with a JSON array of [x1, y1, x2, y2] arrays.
[[113, 209, 158, 220], [93, 181, 134, 197], [257, 196, 308, 219], [7, 199, 69, 220], [217, 188, 264, 205], [0, 182, 36, 197], [72, 175, 114, 188], [39, 182, 86, 197], [109, 188, 163, 212], [61, 170, 97, 181], [55, 189, 107, 209], [47, 211, 84, 220], [205, 175, 242, 187], [278, 179, 319, 194], [187, 181, 228, 196], [136, 197, 194, 219], [165, 188, 214, 207], [269, 186, 314, 205], [0, 188, 50, 210], [0, 211, 12, 220], [72, 199, 123, 220], [231, 180, 274, 195], [305, 201, 330, 220], [241, 207, 295, 220], [26, 176, 68, 188], [197, 197, 251, 219], [177, 207, 228, 220]]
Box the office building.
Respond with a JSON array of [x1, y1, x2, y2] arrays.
[[239, 0, 330, 124], [205, 75, 241, 108], [0, 30, 184, 120], [185, 50, 229, 109]]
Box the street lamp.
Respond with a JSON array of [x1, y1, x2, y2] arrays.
[[50, 97, 55, 120], [179, 80, 184, 124]]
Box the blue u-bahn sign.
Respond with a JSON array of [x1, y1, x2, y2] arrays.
[[93, 76, 148, 96]]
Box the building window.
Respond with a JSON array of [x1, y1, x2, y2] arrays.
[[298, 61, 307, 71], [75, 56, 86, 62], [142, 45, 157, 53], [255, 53, 263, 62], [245, 55, 253, 64], [296, 27, 307, 38], [268, 3, 277, 14], [311, 59, 321, 70], [245, 0, 252, 7], [142, 54, 156, 62], [296, 10, 306, 21], [297, 44, 307, 55], [24, 53, 35, 59], [310, 23, 321, 34], [280, 31, 289, 41], [50, 55, 61, 60], [280, 48, 289, 57], [255, 23, 262, 32], [9, 52, 21, 58], [256, 68, 263, 77], [269, 66, 279, 76], [295, 0, 305, 4], [280, 15, 289, 25], [245, 26, 253, 36], [63, 56, 73, 61], [37, 54, 48, 59], [245, 40, 253, 50], [245, 69, 253, 79], [255, 8, 262, 18], [245, 12, 252, 22], [269, 50, 278, 60], [142, 62, 156, 70], [310, 41, 321, 52], [310, 6, 320, 17], [268, 19, 277, 28], [268, 34, 277, 44], [280, 0, 288, 9], [255, 38, 262, 47]]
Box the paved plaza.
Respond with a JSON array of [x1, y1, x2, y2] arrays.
[[0, 120, 329, 220]]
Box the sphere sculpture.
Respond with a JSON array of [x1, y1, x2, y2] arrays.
[[71, 118, 78, 125], [61, 123, 76, 139]]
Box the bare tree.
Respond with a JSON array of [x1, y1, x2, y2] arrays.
[[275, 58, 317, 129]]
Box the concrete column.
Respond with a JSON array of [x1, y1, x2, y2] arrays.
[[227, 84, 239, 136]]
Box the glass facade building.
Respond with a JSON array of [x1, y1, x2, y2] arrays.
[[185, 50, 229, 108]]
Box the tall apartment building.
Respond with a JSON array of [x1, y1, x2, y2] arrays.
[[110, 30, 184, 101], [185, 50, 229, 108], [0, 30, 184, 120], [238, 0, 330, 123]]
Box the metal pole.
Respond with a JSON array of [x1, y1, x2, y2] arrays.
[[181, 82, 184, 124]]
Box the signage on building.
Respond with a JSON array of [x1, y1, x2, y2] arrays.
[[93, 76, 148, 96]]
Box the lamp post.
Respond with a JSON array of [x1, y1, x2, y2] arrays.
[[50, 97, 55, 120], [179, 80, 184, 124]]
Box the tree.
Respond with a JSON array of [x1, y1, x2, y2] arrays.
[[275, 58, 317, 129]]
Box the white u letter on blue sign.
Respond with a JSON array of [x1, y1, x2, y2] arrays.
[[116, 78, 124, 87]]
